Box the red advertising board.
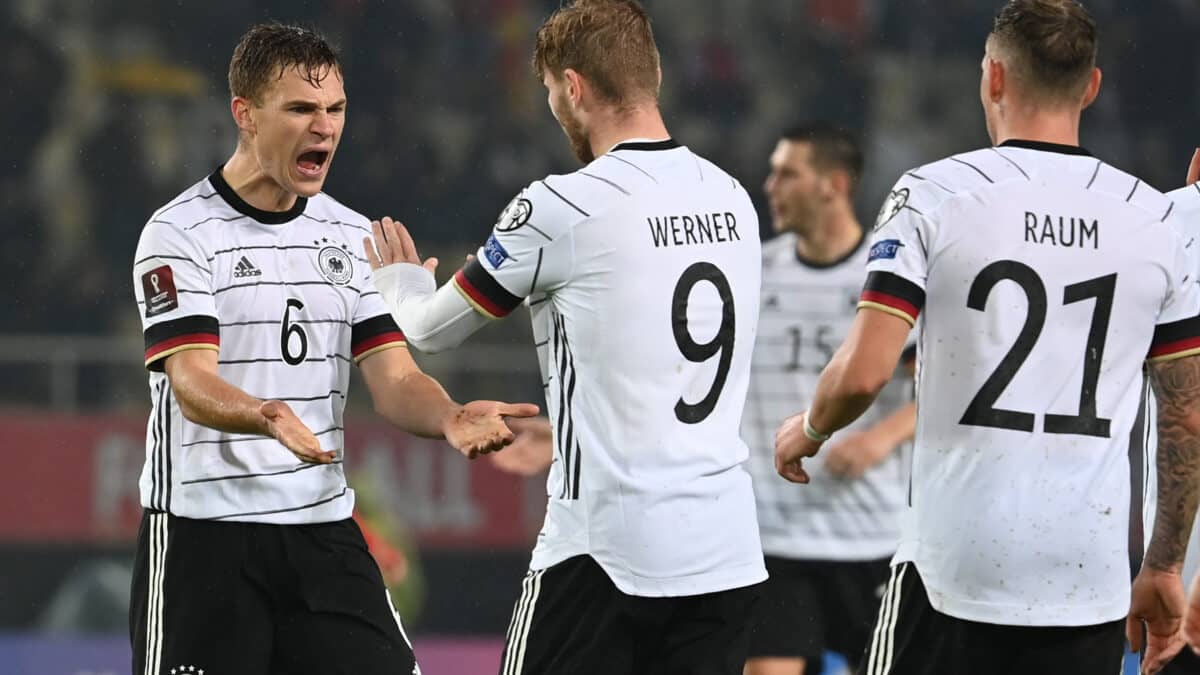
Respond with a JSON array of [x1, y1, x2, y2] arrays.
[[0, 413, 546, 548]]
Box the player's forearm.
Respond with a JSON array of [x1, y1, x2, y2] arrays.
[[866, 400, 917, 451], [807, 346, 891, 435], [373, 263, 489, 353], [1145, 355, 1200, 572], [372, 370, 460, 439], [165, 361, 270, 436]]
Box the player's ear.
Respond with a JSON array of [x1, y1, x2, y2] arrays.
[[828, 169, 852, 200], [986, 57, 1006, 104], [562, 68, 585, 110], [231, 96, 256, 136], [1079, 67, 1102, 111]]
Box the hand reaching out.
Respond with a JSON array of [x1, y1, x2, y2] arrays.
[[443, 400, 541, 459], [261, 399, 338, 464], [774, 412, 823, 484]]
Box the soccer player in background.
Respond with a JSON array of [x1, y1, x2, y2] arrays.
[[743, 125, 915, 675], [774, 1, 1200, 673], [130, 23, 535, 675], [366, 1, 767, 672]]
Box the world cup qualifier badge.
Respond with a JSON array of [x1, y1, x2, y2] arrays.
[[874, 187, 910, 231], [314, 238, 354, 286]]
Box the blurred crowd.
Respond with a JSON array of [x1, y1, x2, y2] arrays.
[[4, 0, 1198, 336]]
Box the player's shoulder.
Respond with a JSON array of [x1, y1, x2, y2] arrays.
[[1080, 160, 1174, 222], [308, 192, 372, 235], [145, 176, 221, 228], [761, 231, 797, 263], [904, 146, 1027, 199], [1167, 184, 1200, 216]]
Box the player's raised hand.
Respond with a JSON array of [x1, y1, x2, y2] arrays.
[[1128, 566, 1188, 674], [363, 217, 438, 275], [775, 412, 822, 484], [823, 429, 890, 479], [1187, 148, 1200, 186], [443, 400, 541, 460], [489, 416, 554, 476], [261, 400, 338, 464]]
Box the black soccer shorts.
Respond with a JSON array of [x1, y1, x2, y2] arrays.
[[498, 554, 761, 675], [129, 510, 419, 675], [856, 562, 1124, 675], [747, 555, 891, 671]]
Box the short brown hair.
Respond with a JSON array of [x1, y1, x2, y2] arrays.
[[782, 124, 865, 193], [228, 23, 341, 104], [532, 0, 660, 107], [988, 0, 1097, 104]]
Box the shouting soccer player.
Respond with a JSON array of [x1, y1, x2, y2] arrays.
[[367, 1, 766, 672], [130, 23, 536, 675], [774, 2, 1200, 674]]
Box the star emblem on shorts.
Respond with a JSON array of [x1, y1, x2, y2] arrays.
[[169, 667, 202, 674]]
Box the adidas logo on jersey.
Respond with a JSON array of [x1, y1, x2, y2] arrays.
[[233, 256, 262, 278]]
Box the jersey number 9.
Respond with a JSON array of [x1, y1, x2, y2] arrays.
[[672, 262, 735, 424]]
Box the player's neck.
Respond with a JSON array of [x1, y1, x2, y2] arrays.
[[222, 149, 301, 213], [993, 112, 1082, 149], [794, 212, 863, 265], [590, 108, 670, 159]]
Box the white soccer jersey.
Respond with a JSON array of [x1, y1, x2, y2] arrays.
[[132, 169, 406, 524], [1142, 184, 1200, 584], [451, 139, 767, 596], [744, 233, 911, 561], [863, 140, 1200, 627]]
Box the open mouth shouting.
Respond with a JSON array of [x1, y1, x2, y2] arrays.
[[296, 147, 331, 179]]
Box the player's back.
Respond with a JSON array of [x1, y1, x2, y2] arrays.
[[867, 140, 1196, 626], [524, 140, 765, 596]]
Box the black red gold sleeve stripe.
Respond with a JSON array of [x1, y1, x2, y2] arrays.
[[1148, 314, 1200, 362], [352, 314, 407, 363], [452, 259, 524, 319], [144, 315, 220, 371], [858, 271, 926, 325]]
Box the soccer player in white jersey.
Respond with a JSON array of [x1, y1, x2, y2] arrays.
[[772, 2, 1200, 674], [744, 125, 916, 675], [366, 1, 766, 672], [129, 24, 537, 675]]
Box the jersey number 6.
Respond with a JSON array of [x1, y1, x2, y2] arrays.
[[280, 299, 309, 366], [672, 262, 735, 424]]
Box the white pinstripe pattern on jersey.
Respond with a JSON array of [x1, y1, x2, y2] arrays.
[[143, 513, 168, 675]]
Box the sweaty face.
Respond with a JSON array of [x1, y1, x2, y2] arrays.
[[544, 73, 593, 164], [763, 140, 824, 235], [247, 65, 346, 198]]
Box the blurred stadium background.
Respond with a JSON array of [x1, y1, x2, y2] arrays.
[[1, 1, 1195, 673]]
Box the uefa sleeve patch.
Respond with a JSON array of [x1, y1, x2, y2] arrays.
[[868, 239, 905, 262], [483, 233, 513, 269], [142, 265, 180, 317]]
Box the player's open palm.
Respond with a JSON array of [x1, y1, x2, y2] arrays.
[[364, 216, 438, 275], [1129, 567, 1188, 674], [261, 400, 338, 465], [444, 400, 541, 460]]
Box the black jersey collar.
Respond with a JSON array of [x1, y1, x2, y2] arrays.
[[610, 138, 681, 153], [794, 229, 867, 270], [998, 139, 1092, 157], [208, 167, 308, 224]]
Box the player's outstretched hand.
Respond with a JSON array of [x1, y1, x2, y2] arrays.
[[444, 400, 541, 460], [774, 412, 822, 484], [1186, 148, 1200, 186], [363, 217, 439, 275], [823, 429, 890, 479], [489, 416, 554, 476], [261, 400, 338, 464], [1129, 567, 1187, 674]]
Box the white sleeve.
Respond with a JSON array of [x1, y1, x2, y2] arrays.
[[371, 262, 490, 353]]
